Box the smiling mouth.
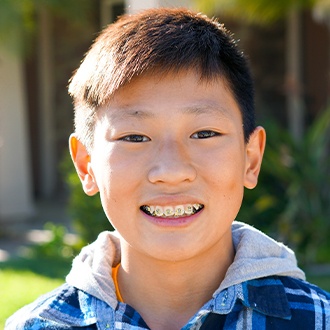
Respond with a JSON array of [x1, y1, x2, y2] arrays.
[[140, 204, 204, 218]]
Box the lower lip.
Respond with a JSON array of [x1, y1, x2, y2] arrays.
[[141, 210, 202, 227]]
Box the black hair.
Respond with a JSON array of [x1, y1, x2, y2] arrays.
[[69, 7, 256, 150]]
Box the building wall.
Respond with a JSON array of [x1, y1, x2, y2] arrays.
[[0, 49, 34, 220], [126, 0, 190, 13]]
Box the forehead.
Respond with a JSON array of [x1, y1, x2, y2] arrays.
[[97, 69, 242, 123]]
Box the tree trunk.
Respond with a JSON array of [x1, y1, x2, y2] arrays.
[[286, 8, 305, 141], [38, 5, 56, 197]]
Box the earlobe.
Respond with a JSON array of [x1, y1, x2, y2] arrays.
[[69, 134, 99, 196], [244, 126, 266, 189]]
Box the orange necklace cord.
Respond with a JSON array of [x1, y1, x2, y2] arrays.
[[112, 263, 124, 303]]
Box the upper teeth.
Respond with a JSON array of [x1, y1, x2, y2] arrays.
[[142, 204, 203, 218]]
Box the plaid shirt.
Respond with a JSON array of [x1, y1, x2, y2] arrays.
[[5, 275, 330, 329]]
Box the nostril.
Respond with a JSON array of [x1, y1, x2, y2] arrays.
[[147, 161, 197, 184]]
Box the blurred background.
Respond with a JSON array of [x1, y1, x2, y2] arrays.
[[0, 0, 329, 324]]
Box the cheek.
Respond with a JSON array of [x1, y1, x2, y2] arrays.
[[204, 146, 246, 204], [207, 146, 245, 182], [91, 153, 144, 217]]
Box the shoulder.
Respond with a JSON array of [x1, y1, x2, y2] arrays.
[[280, 275, 330, 300], [5, 283, 97, 329], [280, 275, 330, 307], [275, 276, 330, 329], [237, 276, 330, 329]]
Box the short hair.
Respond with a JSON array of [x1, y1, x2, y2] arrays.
[[69, 7, 256, 151]]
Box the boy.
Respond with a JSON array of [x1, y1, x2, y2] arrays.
[[6, 7, 330, 330]]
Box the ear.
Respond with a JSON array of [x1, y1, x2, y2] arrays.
[[244, 126, 266, 189], [69, 134, 99, 196]]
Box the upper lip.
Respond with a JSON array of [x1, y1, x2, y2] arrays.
[[140, 194, 204, 207]]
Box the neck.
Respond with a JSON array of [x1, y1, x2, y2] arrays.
[[118, 235, 234, 330]]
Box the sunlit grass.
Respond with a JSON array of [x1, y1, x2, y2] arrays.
[[0, 269, 64, 328]]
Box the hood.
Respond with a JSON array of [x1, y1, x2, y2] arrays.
[[218, 221, 305, 292], [66, 221, 305, 307], [66, 230, 121, 309]]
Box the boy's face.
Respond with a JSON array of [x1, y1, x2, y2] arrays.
[[70, 70, 265, 263]]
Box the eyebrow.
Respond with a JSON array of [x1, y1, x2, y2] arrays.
[[109, 101, 231, 121], [182, 103, 229, 117]]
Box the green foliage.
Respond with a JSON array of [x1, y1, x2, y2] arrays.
[[27, 222, 79, 260], [0, 0, 92, 55], [0, 0, 35, 54], [239, 108, 330, 265], [61, 154, 113, 245], [306, 273, 330, 291], [195, 0, 317, 24], [0, 223, 76, 279]]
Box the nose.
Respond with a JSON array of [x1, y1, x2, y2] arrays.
[[147, 140, 197, 185]]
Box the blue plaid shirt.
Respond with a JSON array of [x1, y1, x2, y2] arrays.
[[5, 275, 330, 329]]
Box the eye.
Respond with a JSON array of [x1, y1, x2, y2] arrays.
[[119, 134, 150, 143], [191, 130, 220, 139]]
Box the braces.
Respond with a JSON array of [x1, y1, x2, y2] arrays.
[[141, 204, 204, 218]]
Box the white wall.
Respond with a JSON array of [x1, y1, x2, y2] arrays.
[[125, 0, 192, 13], [0, 49, 34, 220]]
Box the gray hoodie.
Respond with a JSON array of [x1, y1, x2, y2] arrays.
[[66, 221, 305, 309]]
